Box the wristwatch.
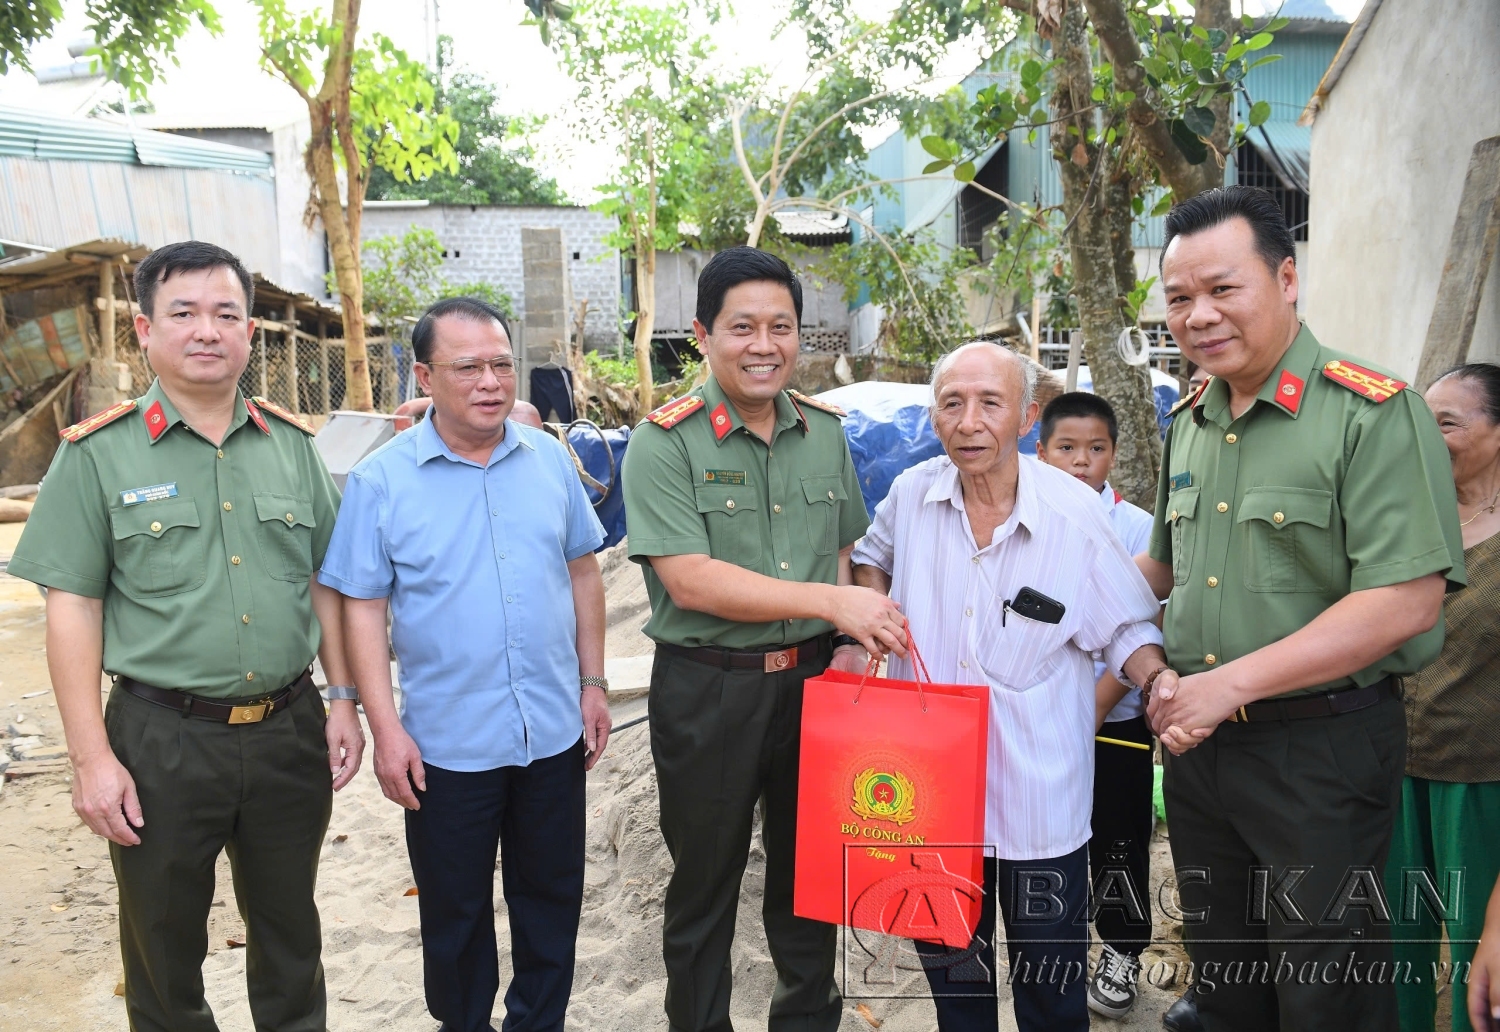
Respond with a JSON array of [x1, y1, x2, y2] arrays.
[[580, 675, 609, 691], [324, 685, 359, 701], [831, 634, 862, 651]]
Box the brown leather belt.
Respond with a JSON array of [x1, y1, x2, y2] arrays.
[[117, 669, 314, 724], [657, 633, 832, 673], [1225, 676, 1396, 723]]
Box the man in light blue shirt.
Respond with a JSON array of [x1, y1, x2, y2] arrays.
[[320, 297, 608, 1032]]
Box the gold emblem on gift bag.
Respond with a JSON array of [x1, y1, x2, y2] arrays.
[[851, 768, 916, 826]]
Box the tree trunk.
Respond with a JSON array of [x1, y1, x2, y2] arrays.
[[1050, 1, 1161, 509], [634, 237, 656, 414], [746, 202, 769, 248]]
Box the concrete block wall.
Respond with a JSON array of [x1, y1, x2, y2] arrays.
[[360, 203, 621, 351]]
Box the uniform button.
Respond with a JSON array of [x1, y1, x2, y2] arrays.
[[150, 521, 162, 533], [1207, 576, 1219, 588], [246, 672, 255, 681], [231, 555, 241, 565], [971, 556, 980, 564], [285, 513, 294, 523], [960, 660, 969, 669], [216, 449, 224, 459], [1225, 433, 1237, 444], [1169, 510, 1179, 521], [1205, 654, 1217, 665], [773, 504, 782, 514], [965, 608, 974, 617], [1273, 511, 1285, 524], [780, 561, 790, 570], [242, 614, 250, 624], [1217, 502, 1229, 513], [827, 490, 835, 500], [499, 553, 506, 559], [506, 596, 514, 602], [726, 499, 736, 510], [223, 501, 232, 511]]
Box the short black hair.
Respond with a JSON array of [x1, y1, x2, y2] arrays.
[[695, 246, 803, 332], [133, 240, 254, 319], [411, 296, 511, 364], [1161, 185, 1296, 275], [1040, 391, 1118, 445], [1437, 362, 1500, 425]]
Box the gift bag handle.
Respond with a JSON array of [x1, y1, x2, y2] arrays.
[[852, 620, 932, 712]]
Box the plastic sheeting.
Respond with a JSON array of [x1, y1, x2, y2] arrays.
[[566, 422, 631, 551], [816, 382, 945, 514], [1070, 366, 1182, 432]]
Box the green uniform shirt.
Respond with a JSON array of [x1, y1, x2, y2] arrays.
[[8, 379, 340, 697], [1147, 324, 1465, 696], [622, 376, 870, 648]]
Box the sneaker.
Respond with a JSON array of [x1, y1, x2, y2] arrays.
[[1087, 944, 1142, 1019]]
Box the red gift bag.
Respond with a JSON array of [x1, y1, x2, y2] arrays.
[[793, 640, 989, 947]]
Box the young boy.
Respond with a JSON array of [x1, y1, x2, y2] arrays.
[[1036, 391, 1156, 1020]]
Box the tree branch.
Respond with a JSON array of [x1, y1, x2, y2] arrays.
[[728, 102, 766, 207]]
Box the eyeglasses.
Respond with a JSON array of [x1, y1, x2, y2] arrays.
[[423, 357, 517, 382]]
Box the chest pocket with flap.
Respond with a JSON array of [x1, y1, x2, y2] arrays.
[[1165, 487, 1199, 586], [109, 497, 205, 597], [693, 484, 761, 568], [800, 473, 847, 556], [1236, 487, 1333, 593], [253, 492, 317, 583]]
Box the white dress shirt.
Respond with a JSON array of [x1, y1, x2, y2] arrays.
[[1097, 481, 1157, 723], [851, 455, 1162, 860]]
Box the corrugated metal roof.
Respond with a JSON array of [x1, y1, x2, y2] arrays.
[[1247, 122, 1311, 193], [0, 106, 272, 174]]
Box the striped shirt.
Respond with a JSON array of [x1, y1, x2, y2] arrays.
[[851, 455, 1162, 860]]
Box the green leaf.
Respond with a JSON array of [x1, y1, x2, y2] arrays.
[[1191, 25, 1209, 40], [1225, 41, 1248, 62], [1182, 39, 1212, 70], [922, 158, 952, 174], [1241, 13, 1254, 29], [1132, 195, 1145, 216], [1091, 85, 1106, 102], [1245, 32, 1273, 50], [1021, 59, 1043, 86], [1140, 55, 1171, 80], [1207, 28, 1228, 48], [1104, 126, 1117, 145], [921, 135, 954, 160], [1169, 119, 1209, 164], [1151, 191, 1175, 217], [1248, 100, 1271, 127], [1266, 17, 1290, 31], [1117, 90, 1135, 104], [1181, 104, 1216, 137], [954, 161, 976, 183], [1246, 54, 1283, 71]]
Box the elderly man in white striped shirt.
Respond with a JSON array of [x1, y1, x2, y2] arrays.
[[851, 342, 1176, 1032]]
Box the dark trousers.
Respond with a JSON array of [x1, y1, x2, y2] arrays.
[[648, 641, 842, 1032], [105, 683, 333, 1032], [1090, 715, 1155, 957], [916, 846, 1091, 1032], [1162, 696, 1406, 1032], [528, 366, 575, 423], [405, 738, 587, 1032]]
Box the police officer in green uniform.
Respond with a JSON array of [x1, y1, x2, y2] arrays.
[[8, 241, 362, 1032], [1135, 189, 1465, 1032], [622, 247, 908, 1032]]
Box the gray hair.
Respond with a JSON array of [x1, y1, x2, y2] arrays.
[[930, 340, 1037, 411]]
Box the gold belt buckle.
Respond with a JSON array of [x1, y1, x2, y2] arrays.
[[764, 647, 798, 673], [228, 700, 272, 724], [1227, 705, 1249, 723]]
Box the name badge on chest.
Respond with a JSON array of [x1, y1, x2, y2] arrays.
[[704, 469, 747, 485], [1170, 471, 1193, 490], [119, 483, 178, 506]]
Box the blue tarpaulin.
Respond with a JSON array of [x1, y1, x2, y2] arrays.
[[565, 422, 631, 551]]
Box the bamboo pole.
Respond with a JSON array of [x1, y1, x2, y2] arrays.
[[285, 301, 300, 414]]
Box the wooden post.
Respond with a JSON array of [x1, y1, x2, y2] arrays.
[[284, 301, 301, 414], [97, 263, 116, 365], [1065, 330, 1083, 392], [319, 319, 331, 413], [81, 261, 125, 414], [258, 323, 269, 398], [1029, 294, 1042, 363]]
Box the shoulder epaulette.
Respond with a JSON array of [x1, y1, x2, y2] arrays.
[[644, 394, 705, 430], [1168, 376, 1210, 418], [789, 389, 846, 417], [59, 399, 138, 442], [1320, 359, 1406, 403], [252, 396, 316, 434]]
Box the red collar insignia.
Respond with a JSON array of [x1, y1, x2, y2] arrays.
[[143, 400, 170, 442], [709, 402, 733, 442], [245, 398, 270, 435], [1274, 369, 1305, 415]]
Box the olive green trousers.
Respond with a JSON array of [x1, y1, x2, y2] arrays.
[[105, 684, 333, 1032]]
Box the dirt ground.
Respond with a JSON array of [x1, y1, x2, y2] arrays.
[[0, 526, 1194, 1031]]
